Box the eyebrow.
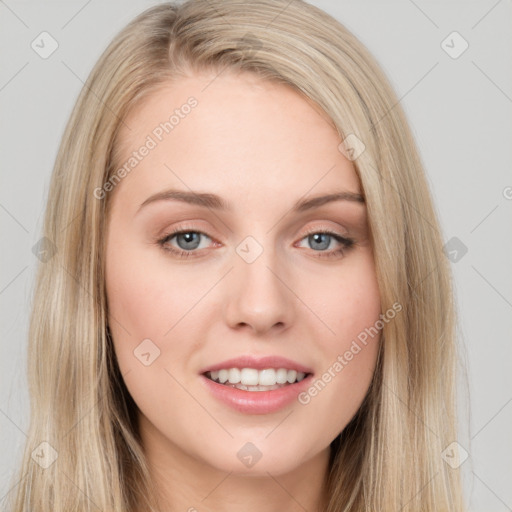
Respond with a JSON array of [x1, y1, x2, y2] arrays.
[[137, 188, 365, 213]]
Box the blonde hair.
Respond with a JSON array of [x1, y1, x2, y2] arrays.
[[7, 0, 466, 510]]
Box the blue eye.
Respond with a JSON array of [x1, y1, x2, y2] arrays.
[[172, 232, 204, 251], [158, 229, 212, 257], [296, 231, 354, 259], [157, 229, 355, 259]]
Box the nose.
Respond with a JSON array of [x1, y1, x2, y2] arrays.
[[223, 245, 294, 335]]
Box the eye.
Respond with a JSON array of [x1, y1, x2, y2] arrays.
[[296, 230, 355, 259], [158, 228, 214, 258], [157, 227, 355, 260]]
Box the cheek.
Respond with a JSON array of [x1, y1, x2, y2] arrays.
[[312, 249, 381, 349], [106, 220, 184, 335], [334, 251, 381, 377], [105, 234, 214, 378], [105, 232, 175, 367], [105, 252, 167, 341], [104, 244, 199, 422], [297, 250, 381, 428]]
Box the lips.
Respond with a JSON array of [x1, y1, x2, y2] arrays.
[[200, 372, 314, 414], [198, 355, 314, 414]]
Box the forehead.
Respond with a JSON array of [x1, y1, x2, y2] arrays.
[[110, 70, 361, 209]]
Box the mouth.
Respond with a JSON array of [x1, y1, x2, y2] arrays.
[[203, 367, 312, 392]]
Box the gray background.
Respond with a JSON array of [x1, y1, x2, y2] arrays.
[[1, 0, 511, 510]]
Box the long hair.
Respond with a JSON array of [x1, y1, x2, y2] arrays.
[[7, 1, 466, 510]]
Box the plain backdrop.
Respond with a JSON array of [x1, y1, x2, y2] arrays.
[[1, 0, 511, 510]]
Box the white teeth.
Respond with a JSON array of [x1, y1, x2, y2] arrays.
[[228, 368, 241, 384], [240, 368, 259, 385], [206, 367, 309, 387], [286, 370, 297, 383], [276, 368, 288, 384], [259, 369, 276, 386]]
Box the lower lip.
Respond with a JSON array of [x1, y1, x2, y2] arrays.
[[199, 373, 314, 414]]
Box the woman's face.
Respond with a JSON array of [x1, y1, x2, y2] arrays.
[[105, 70, 381, 478]]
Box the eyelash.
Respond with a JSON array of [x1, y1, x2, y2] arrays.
[[157, 226, 355, 260]]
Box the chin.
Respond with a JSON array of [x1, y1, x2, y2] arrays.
[[199, 438, 315, 477]]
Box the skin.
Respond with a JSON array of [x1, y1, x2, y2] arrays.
[[105, 69, 382, 512]]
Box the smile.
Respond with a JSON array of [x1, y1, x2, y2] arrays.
[[205, 367, 309, 391]]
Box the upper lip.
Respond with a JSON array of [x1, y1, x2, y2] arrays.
[[200, 355, 313, 375]]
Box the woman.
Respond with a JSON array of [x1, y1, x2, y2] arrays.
[[7, 0, 466, 510]]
